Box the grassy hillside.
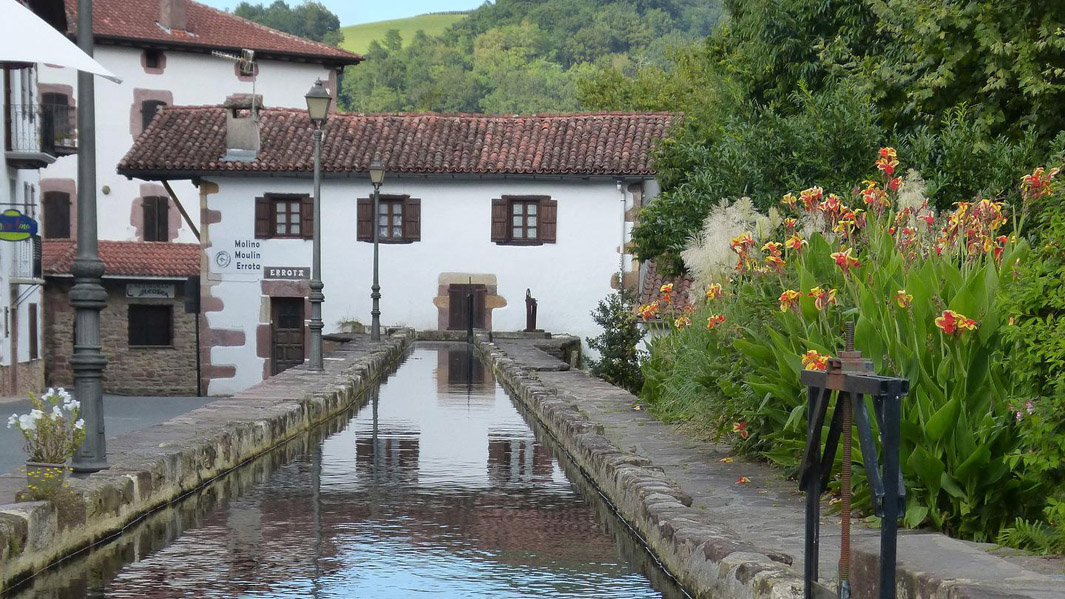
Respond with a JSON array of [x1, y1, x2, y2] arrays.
[[339, 13, 469, 55]]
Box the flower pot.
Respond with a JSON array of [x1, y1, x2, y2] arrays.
[[25, 461, 67, 496]]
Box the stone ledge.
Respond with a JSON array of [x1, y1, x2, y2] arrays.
[[473, 334, 817, 599], [0, 329, 414, 591]]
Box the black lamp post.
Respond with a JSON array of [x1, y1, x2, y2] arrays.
[[305, 80, 331, 371], [368, 159, 385, 341]]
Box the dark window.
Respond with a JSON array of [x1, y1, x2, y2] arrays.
[[141, 99, 167, 132], [255, 194, 312, 239], [128, 304, 172, 347], [144, 50, 163, 69], [357, 195, 420, 243], [43, 191, 70, 239], [28, 303, 37, 360], [491, 196, 557, 245], [142, 196, 169, 241]]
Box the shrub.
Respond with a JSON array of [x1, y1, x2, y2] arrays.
[[587, 290, 645, 394]]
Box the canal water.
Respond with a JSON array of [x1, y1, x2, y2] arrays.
[[9, 345, 688, 598]]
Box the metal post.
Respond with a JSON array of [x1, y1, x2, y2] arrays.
[[71, 0, 108, 473], [803, 385, 821, 599], [880, 394, 902, 599], [370, 182, 381, 341], [308, 126, 324, 370]]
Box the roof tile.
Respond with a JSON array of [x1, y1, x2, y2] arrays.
[[119, 108, 677, 177], [44, 240, 200, 278]]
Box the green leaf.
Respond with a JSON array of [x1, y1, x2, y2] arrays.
[[907, 446, 944, 498], [955, 443, 991, 481], [904, 504, 930, 528], [926, 397, 960, 444], [940, 472, 967, 500]]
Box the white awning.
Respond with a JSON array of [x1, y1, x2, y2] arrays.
[[0, 1, 121, 84]]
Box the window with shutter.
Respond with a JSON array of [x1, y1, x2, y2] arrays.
[[141, 99, 167, 133], [43, 191, 70, 239], [255, 194, 310, 239], [142, 196, 169, 241], [357, 195, 420, 243], [128, 305, 173, 347], [492, 196, 556, 245]]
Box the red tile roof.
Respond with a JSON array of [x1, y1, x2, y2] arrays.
[[118, 108, 676, 177], [640, 261, 693, 310], [63, 0, 361, 65], [44, 240, 200, 278]]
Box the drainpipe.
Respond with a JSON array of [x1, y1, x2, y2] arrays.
[[617, 179, 627, 292]]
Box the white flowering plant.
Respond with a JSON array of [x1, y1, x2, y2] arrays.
[[7, 388, 85, 464]]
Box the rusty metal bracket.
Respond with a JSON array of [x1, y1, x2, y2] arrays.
[[799, 326, 909, 599]]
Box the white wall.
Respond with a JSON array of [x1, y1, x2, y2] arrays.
[[204, 176, 654, 395], [37, 45, 334, 242]]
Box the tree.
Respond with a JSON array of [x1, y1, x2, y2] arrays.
[[234, 1, 342, 46]]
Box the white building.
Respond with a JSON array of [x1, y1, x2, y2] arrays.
[[119, 108, 674, 395], [35, 0, 361, 395]]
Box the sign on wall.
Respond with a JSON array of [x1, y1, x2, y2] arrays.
[[126, 283, 175, 299], [0, 210, 37, 242], [264, 266, 309, 280], [208, 238, 263, 275]]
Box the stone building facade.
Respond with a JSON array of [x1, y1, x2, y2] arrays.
[[42, 241, 200, 396]]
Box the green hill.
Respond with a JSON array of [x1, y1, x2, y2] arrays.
[[339, 13, 469, 55]]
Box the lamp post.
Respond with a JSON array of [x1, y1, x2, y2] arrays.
[[305, 80, 332, 371], [368, 160, 385, 341], [71, 0, 108, 472]]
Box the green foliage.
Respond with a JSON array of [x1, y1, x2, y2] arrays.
[[234, 1, 341, 45], [339, 0, 721, 114], [640, 149, 1060, 541], [587, 290, 646, 394]]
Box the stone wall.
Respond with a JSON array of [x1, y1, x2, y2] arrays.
[[0, 360, 44, 396], [43, 279, 198, 396]]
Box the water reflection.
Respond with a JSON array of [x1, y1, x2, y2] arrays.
[[8, 345, 687, 599]]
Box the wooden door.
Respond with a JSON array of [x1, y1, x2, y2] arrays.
[[448, 284, 486, 331], [271, 297, 305, 375]]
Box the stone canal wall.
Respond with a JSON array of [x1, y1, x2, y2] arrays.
[[474, 334, 814, 599], [475, 335, 1063, 599], [0, 330, 413, 591]]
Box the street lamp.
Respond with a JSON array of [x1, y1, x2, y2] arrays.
[[305, 79, 331, 371], [368, 159, 385, 341]]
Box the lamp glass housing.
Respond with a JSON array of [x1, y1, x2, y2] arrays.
[[305, 80, 332, 124], [369, 160, 386, 185]]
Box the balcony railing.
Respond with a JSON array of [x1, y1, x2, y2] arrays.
[[13, 235, 42, 281], [5, 103, 77, 166]]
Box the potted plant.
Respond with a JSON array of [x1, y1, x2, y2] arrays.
[[6, 388, 84, 497]]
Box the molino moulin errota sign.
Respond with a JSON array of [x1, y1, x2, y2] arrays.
[[208, 239, 308, 280]]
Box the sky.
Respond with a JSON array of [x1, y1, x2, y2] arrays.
[[202, 1, 488, 26]]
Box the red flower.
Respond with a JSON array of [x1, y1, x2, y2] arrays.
[[706, 314, 726, 330], [935, 310, 978, 336], [732, 421, 749, 439], [831, 248, 861, 274], [802, 350, 830, 371]]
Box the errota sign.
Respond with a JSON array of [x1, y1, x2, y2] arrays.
[[0, 210, 38, 242]]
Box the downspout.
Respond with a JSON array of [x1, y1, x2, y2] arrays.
[[161, 179, 200, 240], [617, 179, 627, 291]]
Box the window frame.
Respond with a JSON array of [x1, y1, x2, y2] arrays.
[[376, 198, 405, 242], [140, 99, 167, 133], [128, 304, 173, 348], [508, 199, 541, 244], [491, 195, 557, 246], [43, 191, 71, 239], [271, 197, 304, 239], [357, 195, 420, 244]]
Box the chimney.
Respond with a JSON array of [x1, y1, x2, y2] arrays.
[[159, 0, 187, 31], [222, 94, 262, 162]]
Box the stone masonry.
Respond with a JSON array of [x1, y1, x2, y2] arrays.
[[43, 279, 198, 396]]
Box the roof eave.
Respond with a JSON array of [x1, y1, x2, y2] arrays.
[[119, 169, 658, 181], [94, 35, 363, 67]]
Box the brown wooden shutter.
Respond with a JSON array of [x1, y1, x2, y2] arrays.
[[254, 196, 271, 239], [403, 197, 421, 242], [491, 198, 507, 243], [357, 198, 372, 242], [540, 197, 557, 243], [301, 195, 314, 239]]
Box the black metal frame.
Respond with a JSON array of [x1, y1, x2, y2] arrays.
[[799, 365, 908, 599]]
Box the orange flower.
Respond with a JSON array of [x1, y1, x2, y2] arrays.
[[733, 421, 749, 439], [876, 147, 899, 176], [660, 283, 674, 294], [762, 241, 783, 257], [705, 283, 723, 301], [779, 289, 803, 312], [802, 350, 830, 371], [674, 316, 691, 329], [894, 289, 913, 308], [783, 217, 798, 230], [935, 310, 978, 336], [831, 248, 861, 274], [781, 193, 797, 207], [638, 303, 659, 321], [729, 232, 755, 253], [784, 234, 807, 253], [765, 255, 786, 272], [706, 314, 726, 330], [736, 476, 751, 484], [799, 186, 823, 211], [1021, 166, 1059, 201], [808, 286, 838, 311]]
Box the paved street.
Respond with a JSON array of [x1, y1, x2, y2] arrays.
[[0, 395, 213, 475]]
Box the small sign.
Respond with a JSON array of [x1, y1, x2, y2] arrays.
[[126, 283, 175, 299], [265, 266, 309, 280], [0, 210, 37, 242], [209, 238, 263, 275]]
